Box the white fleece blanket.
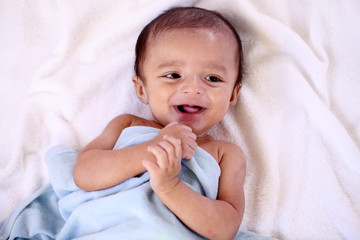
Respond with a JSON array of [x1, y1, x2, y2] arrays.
[[1, 0, 359, 239]]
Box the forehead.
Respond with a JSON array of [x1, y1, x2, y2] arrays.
[[150, 27, 236, 48], [145, 28, 238, 64]]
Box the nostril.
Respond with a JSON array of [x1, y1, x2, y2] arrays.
[[182, 88, 203, 95]]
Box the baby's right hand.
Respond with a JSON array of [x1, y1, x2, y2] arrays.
[[157, 122, 197, 159]]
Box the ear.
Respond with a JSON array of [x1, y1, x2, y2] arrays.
[[229, 83, 242, 107], [132, 76, 149, 104]]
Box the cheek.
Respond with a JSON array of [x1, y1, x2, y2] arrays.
[[147, 86, 171, 105], [211, 88, 233, 105]]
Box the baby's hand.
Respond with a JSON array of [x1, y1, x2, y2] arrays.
[[157, 122, 197, 159], [143, 135, 182, 193]]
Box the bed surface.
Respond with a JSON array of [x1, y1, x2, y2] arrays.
[[1, 0, 359, 239]]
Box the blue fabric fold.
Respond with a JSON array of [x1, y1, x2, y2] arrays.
[[0, 126, 275, 240]]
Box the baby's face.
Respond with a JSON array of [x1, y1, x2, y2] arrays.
[[135, 28, 240, 137]]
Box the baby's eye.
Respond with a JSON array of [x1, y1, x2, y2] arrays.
[[164, 73, 181, 79], [205, 76, 222, 83]]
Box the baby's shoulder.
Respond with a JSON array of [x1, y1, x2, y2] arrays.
[[214, 140, 245, 177], [127, 115, 162, 129], [215, 140, 244, 159], [109, 114, 160, 129], [199, 138, 244, 165]]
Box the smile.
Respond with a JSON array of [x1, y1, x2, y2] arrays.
[[175, 105, 205, 114]]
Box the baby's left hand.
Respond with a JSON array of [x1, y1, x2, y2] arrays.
[[143, 135, 182, 194]]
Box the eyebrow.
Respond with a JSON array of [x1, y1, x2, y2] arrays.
[[157, 60, 185, 69], [157, 60, 228, 74], [205, 62, 228, 74]]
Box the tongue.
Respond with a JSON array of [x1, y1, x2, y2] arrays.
[[181, 105, 201, 113]]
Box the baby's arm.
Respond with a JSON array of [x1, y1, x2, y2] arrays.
[[74, 114, 147, 191], [145, 139, 245, 240], [73, 115, 197, 191]]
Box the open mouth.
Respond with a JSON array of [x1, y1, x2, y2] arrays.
[[176, 105, 205, 114]]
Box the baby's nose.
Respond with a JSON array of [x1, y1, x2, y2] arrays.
[[180, 77, 204, 95]]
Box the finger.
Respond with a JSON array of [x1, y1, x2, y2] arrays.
[[172, 122, 191, 132], [182, 149, 195, 160], [179, 124, 194, 134], [164, 135, 182, 160], [187, 140, 198, 151], [157, 140, 178, 167], [180, 139, 196, 159], [187, 131, 197, 141], [182, 132, 197, 150], [166, 121, 179, 128], [182, 124, 193, 131], [142, 159, 159, 174], [148, 145, 168, 169]]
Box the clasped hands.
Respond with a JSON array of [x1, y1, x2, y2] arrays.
[[142, 122, 197, 193]]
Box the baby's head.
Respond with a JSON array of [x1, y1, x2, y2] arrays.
[[132, 7, 244, 136], [134, 7, 244, 88]]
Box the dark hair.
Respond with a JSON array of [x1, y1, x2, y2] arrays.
[[134, 7, 244, 87]]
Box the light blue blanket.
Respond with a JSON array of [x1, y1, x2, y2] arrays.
[[0, 126, 275, 240]]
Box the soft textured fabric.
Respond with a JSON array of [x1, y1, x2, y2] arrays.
[[1, 126, 273, 239], [1, 1, 360, 239]]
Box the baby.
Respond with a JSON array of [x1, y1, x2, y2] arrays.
[[74, 7, 245, 240]]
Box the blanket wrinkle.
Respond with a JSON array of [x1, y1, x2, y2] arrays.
[[1, 0, 360, 239], [1, 126, 273, 240], [1, 127, 220, 239]]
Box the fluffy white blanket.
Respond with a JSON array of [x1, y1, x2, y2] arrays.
[[1, 0, 359, 239]]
